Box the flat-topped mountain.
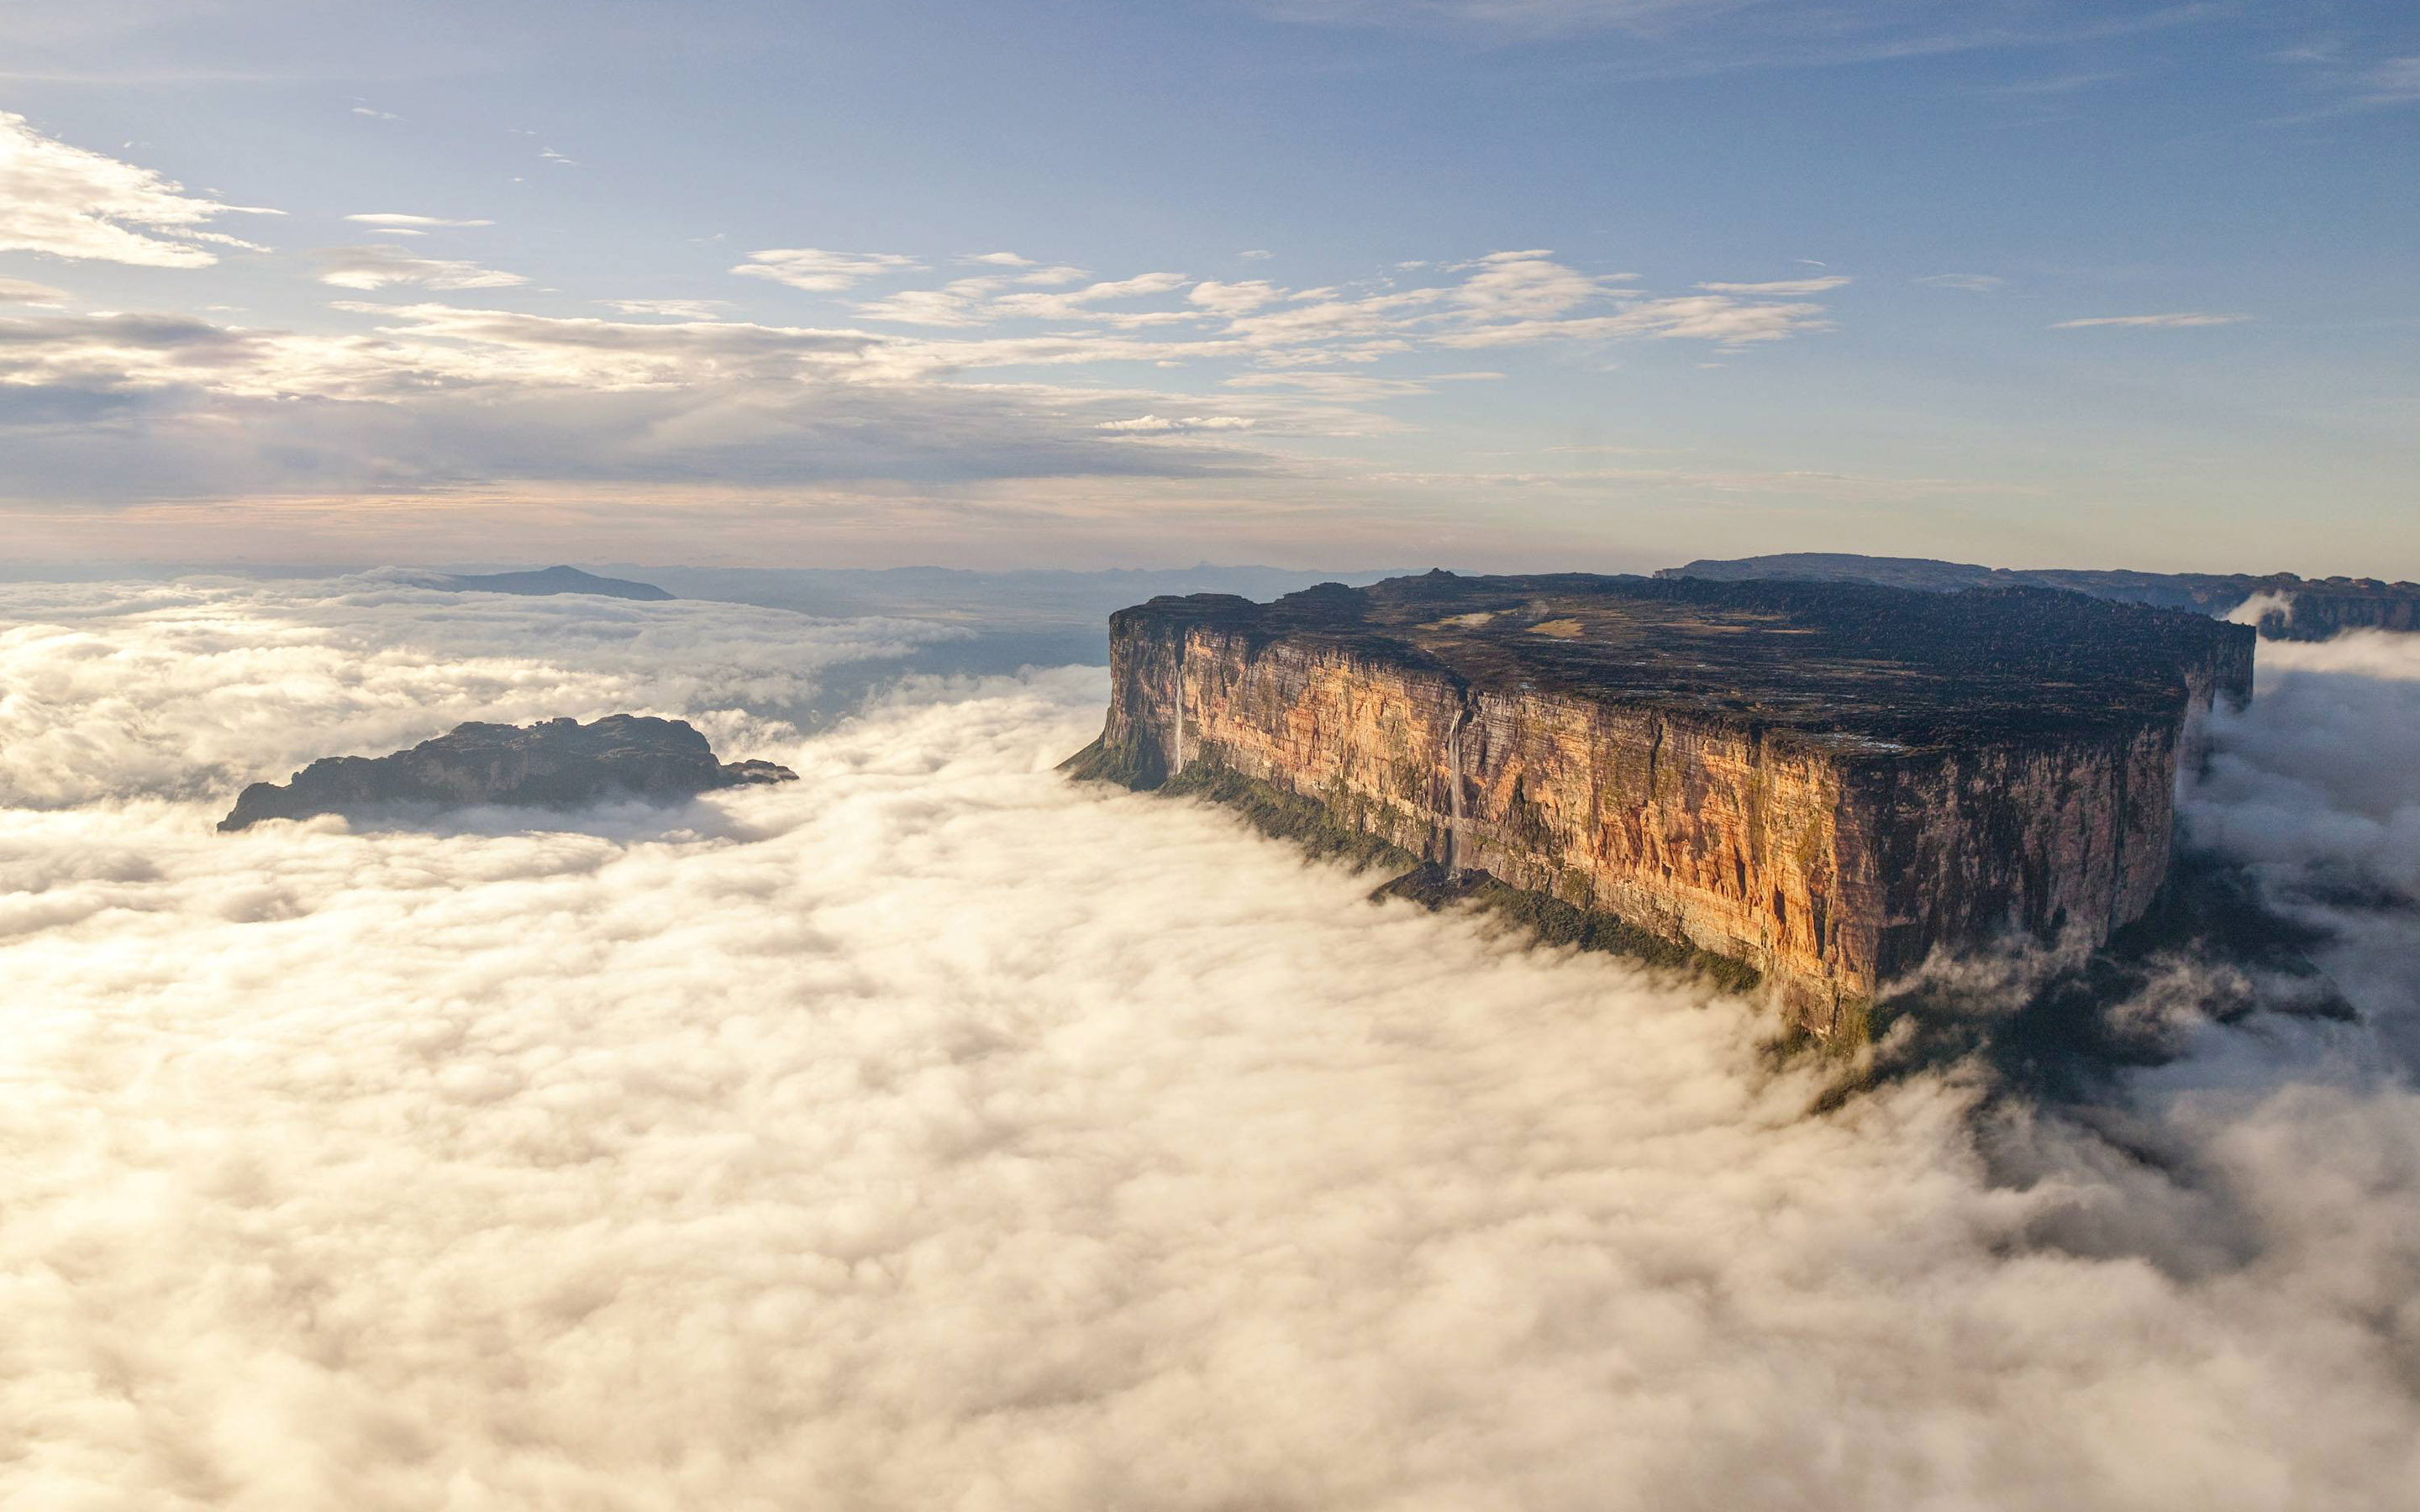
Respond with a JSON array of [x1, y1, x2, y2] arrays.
[[1660, 552, 2418, 641], [429, 565, 674, 601], [220, 715, 793, 831], [1066, 571, 2254, 1039]]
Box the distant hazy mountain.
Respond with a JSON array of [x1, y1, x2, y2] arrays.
[[1659, 553, 2420, 641], [431, 565, 673, 601], [607, 563, 1403, 627]]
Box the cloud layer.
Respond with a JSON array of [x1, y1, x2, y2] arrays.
[[0, 585, 2416, 1507]]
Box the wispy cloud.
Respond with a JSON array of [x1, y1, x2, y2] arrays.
[[601, 298, 733, 319], [314, 245, 529, 291], [733, 248, 927, 292], [345, 213, 495, 229], [1918, 273, 2005, 292], [1695, 276, 1851, 295], [1097, 413, 1259, 433], [0, 110, 281, 267], [2360, 55, 2420, 106], [1255, 0, 2227, 76], [2049, 312, 2249, 328], [0, 276, 70, 306]]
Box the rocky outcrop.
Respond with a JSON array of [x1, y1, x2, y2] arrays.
[[220, 715, 793, 830], [1660, 552, 2420, 642], [1066, 572, 2254, 1039]]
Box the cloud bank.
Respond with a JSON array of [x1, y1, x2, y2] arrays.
[[0, 585, 2416, 1507]]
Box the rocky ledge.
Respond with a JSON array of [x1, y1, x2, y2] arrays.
[[220, 715, 794, 831], [1065, 571, 2255, 1041]]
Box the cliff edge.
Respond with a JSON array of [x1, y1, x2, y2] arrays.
[[1065, 571, 2255, 1039]]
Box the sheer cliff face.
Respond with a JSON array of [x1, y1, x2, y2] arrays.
[[1073, 575, 2252, 1037]]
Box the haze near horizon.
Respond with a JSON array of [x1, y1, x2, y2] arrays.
[[3, 0, 2414, 575]]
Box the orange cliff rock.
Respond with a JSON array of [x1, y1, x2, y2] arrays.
[[1064, 572, 2255, 1039]]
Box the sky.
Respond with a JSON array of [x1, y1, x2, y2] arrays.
[[2, 0, 2414, 574], [2, 576, 2417, 1505]]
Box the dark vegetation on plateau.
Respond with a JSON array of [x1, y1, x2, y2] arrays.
[[1115, 570, 2252, 746]]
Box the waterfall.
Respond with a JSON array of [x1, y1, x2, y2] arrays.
[[1446, 700, 1471, 875], [1170, 639, 1186, 778]]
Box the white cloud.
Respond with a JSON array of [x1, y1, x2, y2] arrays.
[[1096, 413, 1257, 433], [345, 213, 495, 228], [0, 578, 954, 807], [0, 587, 2416, 1506], [1918, 273, 2005, 291], [987, 271, 1193, 323], [2049, 312, 2251, 328], [1696, 276, 1852, 294], [962, 250, 1035, 266], [854, 276, 1009, 328], [734, 247, 926, 292], [1018, 264, 1091, 286], [600, 297, 734, 319], [1188, 280, 1282, 315], [1449, 249, 1610, 319], [1239, 248, 1275, 260], [314, 244, 529, 291], [0, 276, 69, 305], [0, 109, 281, 268]]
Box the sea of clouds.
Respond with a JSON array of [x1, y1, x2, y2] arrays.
[[1, 579, 2415, 1509]]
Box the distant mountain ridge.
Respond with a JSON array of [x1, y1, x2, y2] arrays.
[[430, 565, 673, 600], [1658, 553, 2420, 641]]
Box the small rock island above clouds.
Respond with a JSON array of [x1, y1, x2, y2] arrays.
[[1065, 571, 2255, 1042], [220, 716, 795, 832]]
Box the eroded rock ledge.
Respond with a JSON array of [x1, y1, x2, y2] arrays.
[[220, 715, 794, 831], [1065, 571, 2255, 1040]]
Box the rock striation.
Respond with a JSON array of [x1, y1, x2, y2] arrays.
[[220, 715, 793, 831], [1660, 552, 2420, 642], [1065, 571, 2255, 1038]]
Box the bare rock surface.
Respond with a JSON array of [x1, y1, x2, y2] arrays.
[[1066, 571, 2255, 1039], [220, 715, 793, 831]]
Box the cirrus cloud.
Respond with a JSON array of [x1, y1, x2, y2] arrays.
[[2049, 312, 2251, 328]]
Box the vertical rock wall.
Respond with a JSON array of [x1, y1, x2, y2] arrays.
[[1082, 610, 2211, 1034]]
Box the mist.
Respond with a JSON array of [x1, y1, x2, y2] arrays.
[[3, 583, 2416, 1509]]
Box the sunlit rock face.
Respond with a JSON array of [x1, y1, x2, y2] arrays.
[[219, 714, 795, 830], [1067, 571, 2256, 1037]]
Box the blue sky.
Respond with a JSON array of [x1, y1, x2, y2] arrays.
[[2, 0, 2413, 573]]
